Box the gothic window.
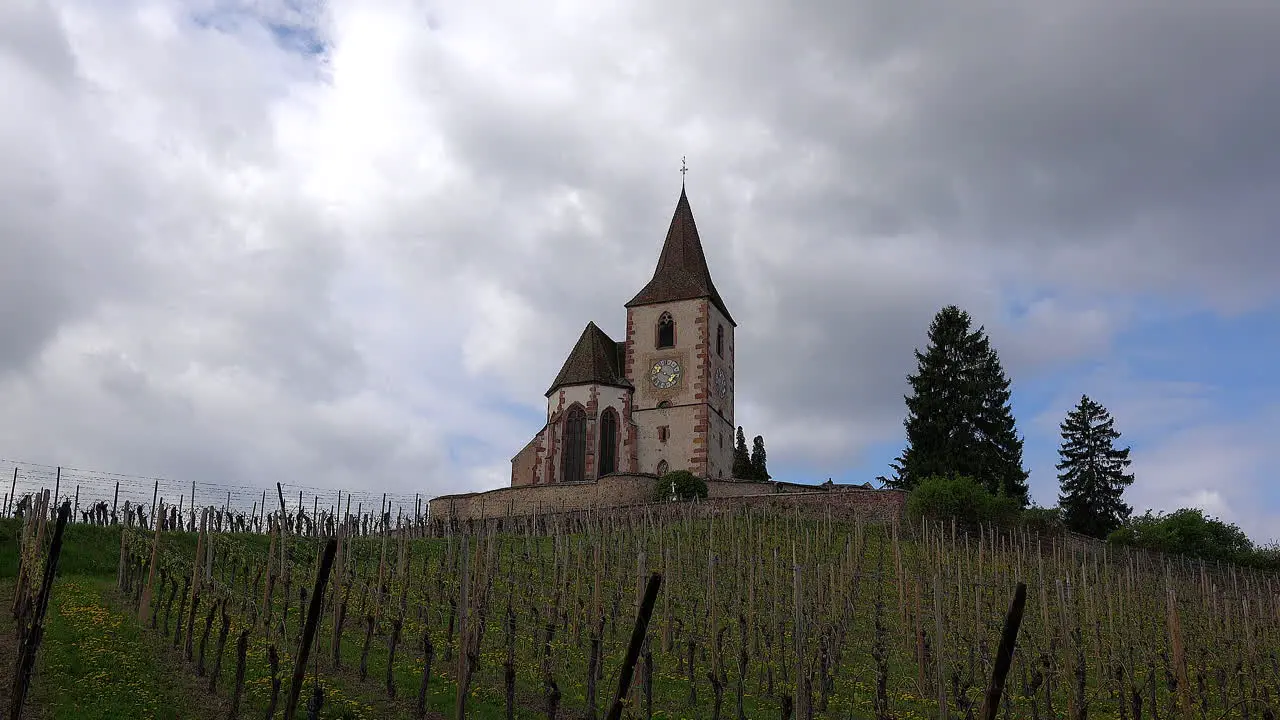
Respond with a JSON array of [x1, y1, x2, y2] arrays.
[[598, 408, 618, 476], [561, 405, 587, 484], [658, 426, 669, 443], [656, 460, 669, 476], [657, 312, 675, 348], [657, 401, 671, 408], [716, 324, 724, 357]]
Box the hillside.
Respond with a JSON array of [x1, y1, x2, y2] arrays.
[[3, 506, 1277, 719]]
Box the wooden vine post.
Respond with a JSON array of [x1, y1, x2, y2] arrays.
[[139, 499, 164, 622], [190, 508, 207, 602], [606, 573, 663, 720], [934, 572, 947, 720], [283, 538, 338, 720], [454, 534, 470, 720], [8, 501, 72, 720], [979, 582, 1027, 720]]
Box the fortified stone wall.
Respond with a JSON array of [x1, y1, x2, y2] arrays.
[[429, 474, 656, 520], [705, 479, 776, 498], [427, 474, 907, 525], [702, 488, 907, 523]]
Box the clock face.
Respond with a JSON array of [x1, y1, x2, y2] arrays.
[[714, 368, 728, 398], [649, 359, 682, 389]]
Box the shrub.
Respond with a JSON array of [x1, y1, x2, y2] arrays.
[[653, 470, 708, 502], [1243, 542, 1280, 571], [1108, 508, 1254, 564], [1022, 505, 1064, 535], [906, 475, 1020, 528]]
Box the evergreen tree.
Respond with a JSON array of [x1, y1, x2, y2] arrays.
[[889, 306, 985, 489], [732, 426, 752, 479], [749, 435, 770, 481], [972, 336, 1031, 505], [1056, 394, 1135, 538], [889, 305, 1029, 505]]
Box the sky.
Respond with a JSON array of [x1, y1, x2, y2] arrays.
[[2, 0, 1278, 540]]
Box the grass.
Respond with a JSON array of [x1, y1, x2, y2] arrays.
[[0, 518, 523, 719], [0, 521, 129, 579], [5, 512, 1276, 720], [27, 576, 226, 720], [0, 517, 977, 719]]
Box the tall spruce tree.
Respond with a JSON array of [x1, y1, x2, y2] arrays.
[[890, 305, 1030, 505], [972, 335, 1031, 504], [1056, 394, 1134, 538], [732, 426, 752, 479], [749, 435, 770, 481]]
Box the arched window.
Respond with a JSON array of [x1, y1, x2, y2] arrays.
[[561, 405, 587, 483], [656, 312, 675, 348], [598, 408, 618, 476], [656, 400, 671, 408], [716, 324, 724, 357], [656, 460, 669, 476]]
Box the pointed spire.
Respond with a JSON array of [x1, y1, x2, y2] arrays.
[[545, 322, 631, 397], [625, 186, 734, 325]]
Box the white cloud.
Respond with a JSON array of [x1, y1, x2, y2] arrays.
[[1126, 409, 1279, 544], [1030, 366, 1216, 440]]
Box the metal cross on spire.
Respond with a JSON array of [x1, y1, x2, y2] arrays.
[[680, 156, 688, 187]]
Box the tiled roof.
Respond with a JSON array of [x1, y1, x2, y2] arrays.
[[625, 187, 734, 325], [545, 322, 633, 397]]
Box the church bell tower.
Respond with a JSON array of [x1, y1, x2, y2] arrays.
[[623, 185, 737, 479]]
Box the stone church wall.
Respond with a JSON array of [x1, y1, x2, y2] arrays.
[[705, 479, 776, 497], [510, 431, 542, 486], [714, 488, 908, 523], [513, 384, 634, 487], [429, 476, 907, 525], [627, 301, 707, 476], [431, 473, 656, 520], [704, 301, 735, 478]]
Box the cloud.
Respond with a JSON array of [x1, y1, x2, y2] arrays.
[[1, 0, 1277, 516], [1029, 365, 1216, 441], [1020, 367, 1279, 543], [1126, 407, 1280, 544]]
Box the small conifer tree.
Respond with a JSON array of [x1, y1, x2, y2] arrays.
[[732, 427, 752, 479], [748, 435, 770, 481], [1057, 394, 1135, 538]]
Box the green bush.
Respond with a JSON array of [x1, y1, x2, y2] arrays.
[[1022, 505, 1064, 535], [1243, 542, 1280, 571], [1107, 508, 1255, 564], [1106, 525, 1136, 546], [906, 475, 1020, 528], [653, 470, 708, 502]]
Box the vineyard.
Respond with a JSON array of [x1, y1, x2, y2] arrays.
[[3, 488, 1280, 720]]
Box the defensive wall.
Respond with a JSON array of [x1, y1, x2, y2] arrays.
[[426, 473, 907, 525]]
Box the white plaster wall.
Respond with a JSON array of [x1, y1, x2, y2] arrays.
[[627, 300, 705, 409], [634, 403, 700, 475], [544, 383, 630, 481], [707, 302, 735, 426], [707, 412, 734, 479]]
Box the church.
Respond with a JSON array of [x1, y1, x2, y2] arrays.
[[511, 184, 738, 486]]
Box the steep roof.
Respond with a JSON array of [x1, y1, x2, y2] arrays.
[[625, 187, 735, 325], [545, 322, 632, 397]]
